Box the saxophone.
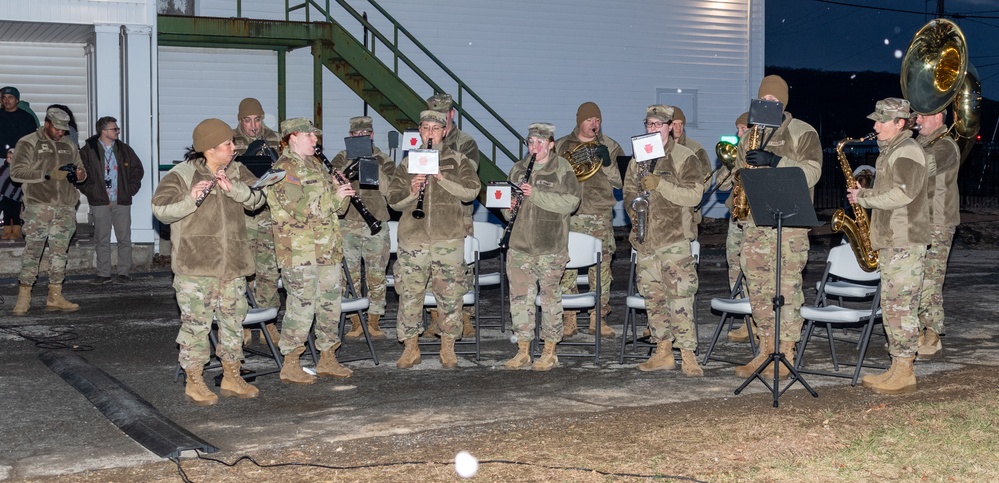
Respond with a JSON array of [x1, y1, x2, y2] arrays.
[[831, 133, 879, 272], [730, 125, 763, 220], [629, 156, 658, 243]]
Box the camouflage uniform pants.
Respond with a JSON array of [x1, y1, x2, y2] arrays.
[[246, 208, 280, 309], [918, 225, 954, 334], [396, 238, 465, 340], [880, 246, 926, 358], [279, 263, 343, 354], [740, 225, 809, 342], [560, 214, 614, 316], [507, 248, 568, 343], [725, 218, 744, 292], [341, 219, 390, 314], [636, 242, 699, 350], [19, 204, 76, 285], [174, 275, 248, 369]]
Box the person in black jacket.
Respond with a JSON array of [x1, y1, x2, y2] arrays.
[[77, 116, 144, 283]]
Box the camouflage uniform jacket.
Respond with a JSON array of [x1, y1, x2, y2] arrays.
[[10, 127, 85, 207], [554, 129, 624, 216], [857, 130, 929, 249], [504, 152, 581, 256], [265, 148, 349, 268], [443, 126, 480, 168], [917, 127, 960, 228], [735, 112, 822, 228], [151, 158, 265, 279], [387, 144, 479, 244], [624, 138, 702, 254], [232, 124, 281, 156], [331, 146, 394, 222]]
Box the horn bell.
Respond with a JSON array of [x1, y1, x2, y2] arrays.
[[900, 18, 968, 115], [952, 63, 981, 139]]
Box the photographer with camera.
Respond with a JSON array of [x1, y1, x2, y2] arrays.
[[9, 107, 87, 315]]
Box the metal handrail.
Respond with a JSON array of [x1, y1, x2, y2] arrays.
[[285, 0, 524, 165]]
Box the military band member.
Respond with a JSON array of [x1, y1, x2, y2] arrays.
[[332, 116, 395, 341], [724, 112, 754, 342], [670, 106, 712, 236], [555, 101, 623, 338], [426, 93, 480, 338], [152, 118, 265, 406], [387, 110, 480, 369], [232, 98, 282, 347], [265, 118, 355, 385], [733, 76, 823, 379], [847, 98, 929, 394], [502, 123, 581, 371], [914, 108, 959, 360], [624, 105, 703, 376]]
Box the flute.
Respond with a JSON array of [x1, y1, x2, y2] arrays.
[[194, 154, 235, 207]]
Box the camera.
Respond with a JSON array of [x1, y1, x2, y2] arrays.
[[59, 163, 79, 184]]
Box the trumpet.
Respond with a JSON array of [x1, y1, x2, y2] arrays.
[[315, 146, 382, 235], [412, 139, 432, 219], [194, 154, 236, 207]]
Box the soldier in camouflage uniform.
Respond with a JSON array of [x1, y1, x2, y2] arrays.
[[914, 108, 959, 360], [152, 118, 267, 406], [331, 116, 395, 341], [670, 107, 712, 235], [733, 76, 823, 380], [723, 112, 754, 342], [624, 106, 703, 376], [555, 102, 623, 338], [848, 98, 929, 394], [502, 122, 580, 371], [426, 93, 480, 338], [387, 110, 480, 369], [265, 118, 356, 385], [10, 107, 88, 316], [232, 98, 282, 346]]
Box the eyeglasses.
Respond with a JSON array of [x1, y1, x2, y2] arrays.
[[419, 125, 444, 133], [643, 120, 669, 128], [103, 127, 121, 132], [351, 130, 373, 136]]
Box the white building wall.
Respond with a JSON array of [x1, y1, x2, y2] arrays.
[[159, 0, 764, 220]]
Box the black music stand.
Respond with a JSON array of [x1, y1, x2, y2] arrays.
[[733, 167, 821, 407]]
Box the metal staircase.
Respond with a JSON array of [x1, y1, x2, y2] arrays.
[[157, 0, 522, 183]]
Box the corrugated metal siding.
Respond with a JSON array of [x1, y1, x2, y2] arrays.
[[0, 0, 152, 26], [0, 42, 90, 137]]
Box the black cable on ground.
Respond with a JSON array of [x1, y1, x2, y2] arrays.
[[0, 324, 93, 351], [167, 449, 710, 482]]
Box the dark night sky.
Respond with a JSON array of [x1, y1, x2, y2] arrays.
[[765, 0, 999, 101]]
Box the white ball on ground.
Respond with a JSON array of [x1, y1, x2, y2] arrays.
[[454, 450, 478, 478], [509, 335, 518, 344]]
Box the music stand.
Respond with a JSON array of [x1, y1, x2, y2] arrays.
[[733, 167, 821, 407]]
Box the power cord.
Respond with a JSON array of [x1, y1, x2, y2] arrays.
[[0, 324, 94, 351], [169, 450, 710, 482]]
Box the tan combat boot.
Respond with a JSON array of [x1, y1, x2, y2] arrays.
[[504, 340, 532, 370], [11, 225, 23, 240], [183, 365, 218, 406], [461, 310, 475, 338], [861, 358, 896, 389], [264, 323, 281, 345], [917, 329, 942, 361], [869, 356, 917, 395], [44, 283, 79, 312], [345, 314, 364, 339], [680, 350, 704, 377], [422, 309, 441, 339], [776, 340, 796, 380], [563, 311, 578, 337], [638, 339, 676, 371], [532, 341, 558, 371], [1, 225, 11, 240], [280, 346, 317, 385], [440, 335, 458, 369], [396, 337, 422, 369], [220, 360, 259, 398], [366, 314, 387, 340], [12, 284, 32, 316], [727, 323, 750, 342], [316, 343, 353, 378], [589, 312, 615, 337], [735, 335, 774, 378]]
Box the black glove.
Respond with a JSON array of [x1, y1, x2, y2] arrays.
[[594, 145, 612, 167], [746, 149, 781, 168]]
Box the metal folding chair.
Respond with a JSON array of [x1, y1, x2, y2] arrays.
[[533, 231, 602, 363], [472, 221, 508, 332], [700, 270, 758, 365]]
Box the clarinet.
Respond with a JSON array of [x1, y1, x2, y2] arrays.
[[194, 154, 235, 207], [315, 146, 383, 235], [498, 153, 537, 250], [411, 139, 432, 219]]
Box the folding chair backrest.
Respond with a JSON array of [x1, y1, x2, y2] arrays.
[[566, 232, 601, 270], [472, 221, 503, 254], [690, 240, 700, 265], [388, 220, 399, 254], [464, 235, 480, 265], [827, 244, 880, 282]]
